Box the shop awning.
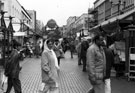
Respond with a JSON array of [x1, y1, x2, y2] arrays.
[[89, 9, 135, 33]]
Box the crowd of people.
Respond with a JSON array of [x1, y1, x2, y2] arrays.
[[0, 31, 121, 93], [39, 32, 117, 93]]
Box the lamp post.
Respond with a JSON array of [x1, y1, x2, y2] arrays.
[[0, 10, 7, 65], [88, 8, 91, 32], [8, 16, 14, 51]]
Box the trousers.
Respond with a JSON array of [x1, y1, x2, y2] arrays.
[[93, 81, 105, 93], [5, 76, 22, 93], [104, 78, 111, 93]]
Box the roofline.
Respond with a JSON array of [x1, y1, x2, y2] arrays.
[[21, 6, 31, 19]]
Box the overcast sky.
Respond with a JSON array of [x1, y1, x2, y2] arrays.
[[18, 0, 96, 26]]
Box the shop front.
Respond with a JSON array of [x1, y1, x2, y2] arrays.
[[89, 9, 135, 78]]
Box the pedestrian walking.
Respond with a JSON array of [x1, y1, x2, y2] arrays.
[[61, 38, 68, 53], [80, 39, 89, 72], [76, 41, 82, 65], [35, 42, 41, 58], [103, 43, 114, 93], [41, 39, 59, 93], [4, 42, 22, 93], [86, 33, 105, 93], [53, 39, 63, 66], [69, 40, 75, 58]]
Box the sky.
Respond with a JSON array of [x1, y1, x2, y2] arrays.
[[18, 0, 96, 27]]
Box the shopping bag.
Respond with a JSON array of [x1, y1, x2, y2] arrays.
[[39, 82, 45, 92], [2, 74, 7, 84], [1, 74, 7, 91]]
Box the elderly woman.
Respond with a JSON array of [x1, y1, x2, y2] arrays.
[[41, 39, 59, 93]]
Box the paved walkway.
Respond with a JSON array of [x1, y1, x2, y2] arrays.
[[2, 51, 91, 93], [1, 51, 135, 93], [59, 52, 91, 93]]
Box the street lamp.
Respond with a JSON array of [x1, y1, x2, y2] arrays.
[[0, 10, 7, 65], [8, 16, 15, 51], [0, 10, 16, 65]]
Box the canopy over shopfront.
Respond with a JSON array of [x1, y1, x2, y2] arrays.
[[89, 9, 135, 34]]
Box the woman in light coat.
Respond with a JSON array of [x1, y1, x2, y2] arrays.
[[41, 39, 59, 93]]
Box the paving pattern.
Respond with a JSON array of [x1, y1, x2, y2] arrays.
[[2, 51, 92, 93], [59, 53, 91, 93], [2, 51, 135, 93]]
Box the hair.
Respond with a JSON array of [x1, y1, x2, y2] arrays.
[[46, 39, 54, 45], [92, 32, 104, 43], [12, 39, 21, 49], [55, 39, 59, 42], [93, 33, 100, 43]]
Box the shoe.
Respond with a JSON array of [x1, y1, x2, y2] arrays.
[[78, 63, 82, 65], [19, 67, 22, 71], [82, 69, 86, 72]]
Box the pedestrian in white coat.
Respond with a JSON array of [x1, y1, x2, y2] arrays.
[[41, 39, 59, 93]]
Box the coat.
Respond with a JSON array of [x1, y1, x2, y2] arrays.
[[5, 49, 21, 78], [76, 42, 81, 55], [53, 43, 63, 58], [80, 40, 89, 58], [41, 41, 59, 87], [103, 47, 114, 79], [35, 43, 40, 55], [87, 43, 105, 85]]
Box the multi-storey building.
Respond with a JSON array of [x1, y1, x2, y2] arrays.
[[35, 19, 44, 38], [75, 13, 91, 36], [36, 20, 44, 31], [59, 25, 67, 38], [90, 0, 135, 29], [27, 10, 36, 32], [66, 16, 77, 37], [66, 13, 93, 38], [0, 0, 33, 45]]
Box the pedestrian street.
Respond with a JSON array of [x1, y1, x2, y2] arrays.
[[2, 51, 135, 93], [2, 51, 91, 93]]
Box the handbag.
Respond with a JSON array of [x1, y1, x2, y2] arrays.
[[39, 82, 45, 92], [39, 83, 49, 93]]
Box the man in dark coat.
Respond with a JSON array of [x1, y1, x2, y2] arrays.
[[4, 44, 22, 93], [80, 39, 89, 72], [69, 40, 75, 58], [103, 46, 114, 93], [35, 42, 41, 58]]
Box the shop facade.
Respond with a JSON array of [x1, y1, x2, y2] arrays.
[[89, 0, 135, 79]]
